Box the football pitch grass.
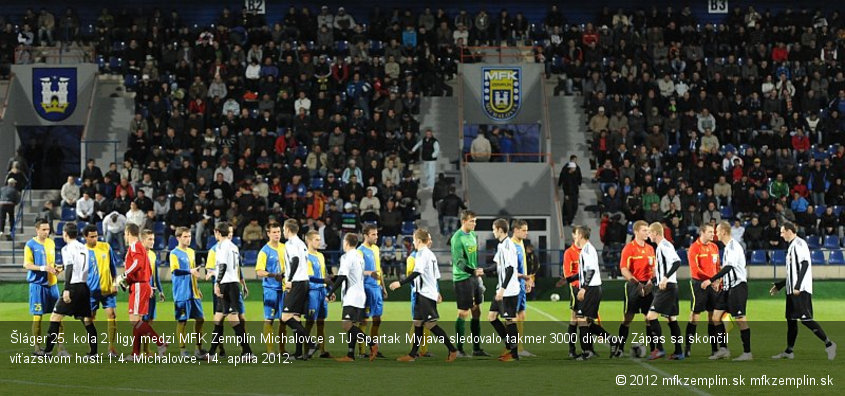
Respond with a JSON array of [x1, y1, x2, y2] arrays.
[[0, 298, 842, 395]]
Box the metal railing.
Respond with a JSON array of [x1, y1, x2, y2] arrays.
[[9, 165, 34, 266], [462, 152, 549, 163], [0, 73, 13, 121], [459, 45, 540, 64]]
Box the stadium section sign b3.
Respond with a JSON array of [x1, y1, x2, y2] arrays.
[[482, 67, 522, 121], [33, 68, 77, 122]]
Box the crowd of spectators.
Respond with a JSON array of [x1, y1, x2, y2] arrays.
[[565, 6, 845, 261]]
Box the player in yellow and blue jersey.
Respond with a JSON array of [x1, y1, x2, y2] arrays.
[[511, 219, 536, 357], [255, 221, 286, 354], [23, 219, 60, 354], [170, 227, 206, 357], [358, 223, 386, 358], [305, 230, 332, 358], [81, 224, 120, 357]]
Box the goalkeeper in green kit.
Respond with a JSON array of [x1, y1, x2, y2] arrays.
[[451, 210, 489, 357]]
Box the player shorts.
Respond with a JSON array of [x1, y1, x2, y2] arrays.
[[212, 287, 246, 315], [53, 283, 92, 319], [308, 287, 329, 320], [785, 291, 813, 321], [576, 286, 602, 319], [342, 306, 365, 323], [143, 296, 157, 321], [490, 295, 518, 319], [568, 284, 580, 312], [649, 283, 679, 317], [413, 293, 439, 322], [128, 282, 152, 316], [90, 290, 117, 312], [283, 281, 309, 315], [723, 283, 748, 317], [454, 278, 484, 310], [216, 283, 241, 315], [624, 281, 652, 315], [29, 283, 59, 315], [174, 298, 204, 321], [690, 279, 720, 313], [263, 288, 284, 320], [364, 285, 384, 318], [517, 288, 527, 312]]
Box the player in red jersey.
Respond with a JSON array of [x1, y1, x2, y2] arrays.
[[612, 220, 655, 358], [122, 224, 167, 359], [686, 224, 726, 358], [556, 240, 582, 358]]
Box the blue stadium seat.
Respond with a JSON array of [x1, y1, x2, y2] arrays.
[[677, 249, 688, 267], [771, 250, 786, 265], [206, 236, 217, 250], [232, 236, 242, 248], [167, 236, 178, 250], [401, 221, 415, 236], [243, 250, 259, 267], [626, 221, 633, 235], [76, 221, 88, 231], [829, 250, 845, 265], [56, 221, 65, 235], [807, 236, 821, 250], [96, 222, 103, 235], [749, 250, 768, 265], [154, 221, 166, 235], [834, 206, 844, 217], [811, 250, 826, 265], [815, 205, 826, 217], [719, 206, 733, 220], [310, 177, 324, 190], [823, 235, 841, 250], [61, 207, 76, 221], [55, 253, 63, 265], [54, 236, 66, 251], [154, 235, 165, 251]]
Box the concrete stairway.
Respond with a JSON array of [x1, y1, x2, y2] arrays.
[[84, 76, 134, 172], [0, 190, 60, 281]]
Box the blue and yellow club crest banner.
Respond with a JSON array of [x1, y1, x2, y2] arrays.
[[482, 66, 522, 121], [32, 67, 77, 122]]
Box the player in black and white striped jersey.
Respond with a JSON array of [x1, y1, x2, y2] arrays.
[[645, 222, 684, 361], [329, 233, 378, 362], [36, 222, 98, 357], [770, 222, 836, 361], [477, 218, 522, 362], [571, 225, 613, 361], [703, 221, 752, 361], [280, 219, 318, 360], [390, 228, 458, 362], [207, 222, 253, 359]]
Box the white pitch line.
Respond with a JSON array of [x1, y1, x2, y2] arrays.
[[0, 378, 288, 396], [527, 305, 711, 396]]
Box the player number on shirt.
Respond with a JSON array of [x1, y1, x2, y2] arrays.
[[707, 0, 728, 14], [244, 0, 266, 15]]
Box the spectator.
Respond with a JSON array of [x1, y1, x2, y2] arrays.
[[103, 211, 126, 254], [438, 185, 465, 236], [411, 128, 440, 189], [0, 179, 19, 239], [75, 192, 94, 222], [559, 161, 582, 225], [242, 218, 264, 250], [380, 236, 403, 279], [470, 132, 492, 162], [359, 187, 381, 223], [125, 201, 145, 227], [60, 176, 79, 210]]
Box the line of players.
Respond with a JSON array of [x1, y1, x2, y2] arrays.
[[23, 213, 836, 361], [556, 220, 837, 361]]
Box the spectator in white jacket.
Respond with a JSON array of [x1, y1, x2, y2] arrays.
[[103, 211, 127, 253], [125, 201, 146, 227], [380, 159, 401, 186], [61, 176, 79, 209], [359, 187, 381, 222], [75, 192, 94, 221]]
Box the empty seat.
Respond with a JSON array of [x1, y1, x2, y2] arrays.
[[811, 250, 826, 265], [242, 250, 259, 266], [231, 236, 242, 247], [720, 206, 733, 220], [167, 236, 178, 250], [823, 235, 841, 249], [154, 221, 166, 235], [154, 235, 165, 251], [806, 236, 822, 250], [61, 207, 76, 221], [829, 250, 845, 265], [749, 250, 768, 265], [771, 250, 786, 265], [401, 221, 415, 236]]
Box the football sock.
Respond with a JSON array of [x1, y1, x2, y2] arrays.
[[347, 326, 364, 358], [715, 323, 727, 349], [32, 315, 42, 344], [430, 325, 456, 352], [278, 322, 287, 354], [517, 320, 525, 353], [262, 321, 274, 353], [786, 320, 798, 353], [409, 325, 423, 356], [567, 324, 578, 354], [177, 321, 187, 349], [801, 320, 831, 345], [420, 327, 430, 355], [285, 318, 313, 348], [708, 323, 717, 353], [648, 320, 664, 352], [685, 322, 696, 353], [740, 328, 751, 353], [371, 317, 381, 339], [669, 321, 682, 355], [317, 320, 326, 352], [455, 317, 466, 352], [578, 325, 591, 353], [107, 318, 117, 350], [506, 323, 519, 357], [490, 318, 507, 343], [194, 320, 204, 349], [617, 324, 629, 351], [44, 321, 60, 353], [590, 323, 611, 341], [84, 322, 98, 354], [234, 323, 251, 354], [470, 318, 482, 351], [209, 323, 224, 354]]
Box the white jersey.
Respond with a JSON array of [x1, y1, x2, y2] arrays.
[[578, 241, 602, 287], [284, 235, 309, 282], [721, 238, 747, 290], [786, 237, 813, 294], [654, 239, 680, 284], [214, 238, 241, 284], [337, 250, 366, 308], [61, 240, 89, 285], [412, 247, 441, 301], [494, 237, 520, 297]]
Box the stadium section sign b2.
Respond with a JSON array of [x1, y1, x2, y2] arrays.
[[482, 67, 522, 121], [32, 68, 77, 122]]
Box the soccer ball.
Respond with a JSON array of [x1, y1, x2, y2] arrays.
[[631, 343, 647, 358], [550, 293, 561, 302]]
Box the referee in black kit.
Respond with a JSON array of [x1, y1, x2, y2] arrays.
[[770, 222, 836, 361], [37, 222, 98, 357]]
